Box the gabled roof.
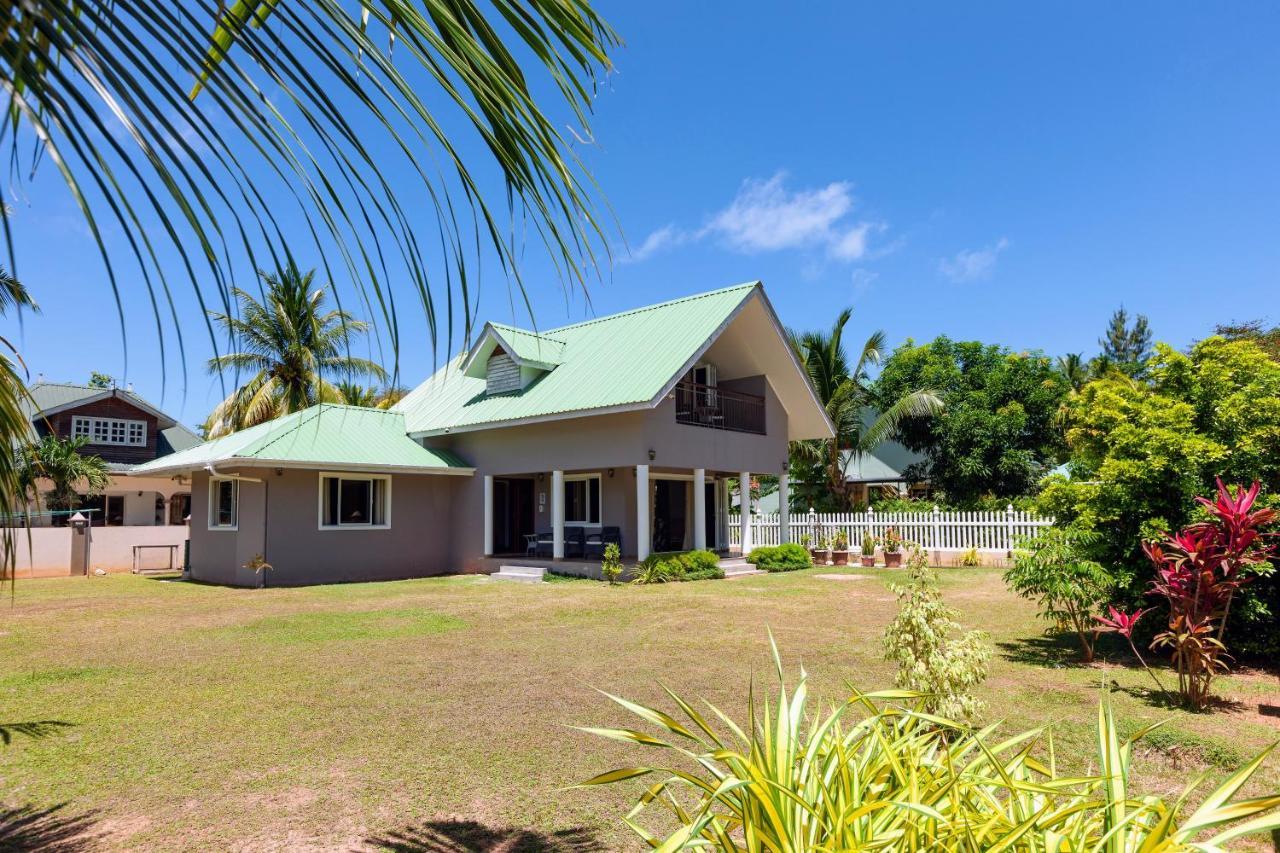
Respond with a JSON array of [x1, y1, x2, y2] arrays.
[[460, 323, 566, 377], [395, 282, 832, 439], [21, 382, 202, 459], [129, 405, 473, 477]]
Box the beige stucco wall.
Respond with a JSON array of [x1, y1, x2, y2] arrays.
[[188, 468, 465, 587], [432, 374, 788, 570], [7, 525, 188, 577]]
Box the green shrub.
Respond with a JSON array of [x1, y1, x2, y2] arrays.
[[745, 543, 812, 572], [578, 639, 1280, 851], [631, 550, 723, 584], [883, 546, 990, 720], [600, 542, 622, 585], [958, 546, 980, 566]]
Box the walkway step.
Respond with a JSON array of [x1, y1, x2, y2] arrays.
[[491, 565, 547, 584], [719, 558, 764, 578]]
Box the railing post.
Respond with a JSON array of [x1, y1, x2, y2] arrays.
[[867, 504, 875, 545], [1005, 504, 1015, 553], [931, 504, 940, 555]]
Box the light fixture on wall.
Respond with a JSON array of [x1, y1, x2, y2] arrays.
[[648, 449, 656, 461], [275, 467, 283, 477], [607, 468, 614, 478]]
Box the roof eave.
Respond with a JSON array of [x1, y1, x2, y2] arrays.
[[130, 457, 475, 477]]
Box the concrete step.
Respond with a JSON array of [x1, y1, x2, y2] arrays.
[[491, 565, 547, 584], [720, 558, 764, 578]]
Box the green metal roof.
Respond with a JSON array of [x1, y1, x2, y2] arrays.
[[19, 382, 202, 464], [396, 282, 760, 435], [130, 405, 472, 476], [487, 323, 566, 369]]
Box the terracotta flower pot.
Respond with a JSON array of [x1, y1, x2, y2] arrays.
[[860, 555, 876, 567], [884, 551, 902, 568], [809, 548, 825, 563], [832, 550, 849, 566]]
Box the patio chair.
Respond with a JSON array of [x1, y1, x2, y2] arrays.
[[533, 528, 554, 558], [524, 533, 538, 558], [584, 526, 622, 559], [565, 526, 587, 558]]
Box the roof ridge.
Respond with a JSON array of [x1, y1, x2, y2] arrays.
[[543, 281, 759, 334], [487, 322, 568, 346]]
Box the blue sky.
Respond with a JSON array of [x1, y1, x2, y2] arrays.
[[3, 2, 1278, 428]]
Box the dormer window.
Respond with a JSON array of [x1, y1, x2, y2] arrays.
[[485, 348, 522, 395], [73, 415, 147, 446]]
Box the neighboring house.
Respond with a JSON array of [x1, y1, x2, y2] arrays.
[[133, 282, 834, 586], [19, 382, 202, 526]]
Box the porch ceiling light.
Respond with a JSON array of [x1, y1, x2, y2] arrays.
[[648, 449, 656, 461]]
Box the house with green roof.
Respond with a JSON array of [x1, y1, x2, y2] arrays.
[[134, 282, 833, 586], [20, 382, 201, 527]]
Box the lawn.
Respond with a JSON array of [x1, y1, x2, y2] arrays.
[[2, 567, 1279, 850]]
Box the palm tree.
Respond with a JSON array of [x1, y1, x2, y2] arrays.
[[789, 310, 942, 510], [0, 2, 617, 512], [1056, 353, 1089, 392], [205, 263, 388, 437], [0, 267, 38, 577], [17, 436, 111, 520], [336, 382, 407, 410]]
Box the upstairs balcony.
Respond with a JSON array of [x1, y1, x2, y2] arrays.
[[674, 381, 765, 435]]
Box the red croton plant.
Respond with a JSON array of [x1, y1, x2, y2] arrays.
[[1099, 479, 1276, 710]]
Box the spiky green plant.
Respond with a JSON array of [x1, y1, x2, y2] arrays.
[[576, 636, 1280, 851]]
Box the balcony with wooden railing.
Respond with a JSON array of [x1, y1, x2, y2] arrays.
[[673, 381, 765, 435]]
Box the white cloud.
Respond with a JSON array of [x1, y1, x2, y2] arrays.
[[622, 172, 886, 264], [850, 268, 879, 301], [938, 237, 1009, 282], [622, 223, 687, 264]]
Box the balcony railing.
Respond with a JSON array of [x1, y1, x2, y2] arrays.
[[674, 381, 765, 435]]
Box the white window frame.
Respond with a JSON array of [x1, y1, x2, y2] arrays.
[[563, 473, 602, 527], [317, 472, 392, 531], [207, 477, 239, 531], [71, 415, 148, 446]]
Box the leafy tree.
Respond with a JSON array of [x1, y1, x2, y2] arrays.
[[1099, 306, 1153, 375], [1039, 337, 1280, 655], [205, 263, 387, 437], [17, 436, 111, 517], [0, 1, 618, 522], [1005, 527, 1119, 662], [873, 336, 1070, 505], [788, 309, 941, 510], [87, 372, 115, 389], [1214, 319, 1280, 363], [0, 267, 37, 578]]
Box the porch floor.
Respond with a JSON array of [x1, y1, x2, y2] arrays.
[[478, 551, 746, 582]]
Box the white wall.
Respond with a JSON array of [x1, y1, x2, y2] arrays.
[[8, 525, 189, 577]]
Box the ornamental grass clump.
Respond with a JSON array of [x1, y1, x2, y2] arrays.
[[576, 636, 1280, 851], [883, 546, 990, 721]]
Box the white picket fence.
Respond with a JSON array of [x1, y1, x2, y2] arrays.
[[728, 507, 1054, 553]]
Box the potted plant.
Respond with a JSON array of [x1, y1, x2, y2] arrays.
[[882, 527, 903, 567], [860, 532, 877, 567], [807, 533, 826, 564], [831, 529, 850, 566]]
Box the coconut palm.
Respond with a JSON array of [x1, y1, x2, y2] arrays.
[[336, 382, 406, 410], [0, 1, 618, 510], [17, 436, 111, 519], [0, 267, 38, 578], [205, 263, 388, 437], [1056, 352, 1089, 392], [789, 309, 942, 510]]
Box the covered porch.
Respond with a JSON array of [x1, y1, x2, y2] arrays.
[[480, 465, 793, 562]]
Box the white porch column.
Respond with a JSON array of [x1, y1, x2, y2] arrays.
[[693, 468, 706, 551], [779, 472, 790, 545], [720, 478, 731, 548], [636, 464, 650, 561], [551, 469, 565, 559], [483, 475, 494, 556], [739, 470, 752, 556]]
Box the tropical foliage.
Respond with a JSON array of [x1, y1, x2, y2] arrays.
[[744, 543, 811, 572], [0, 267, 36, 578], [1005, 527, 1117, 662], [874, 336, 1070, 504], [1099, 306, 1153, 376], [1142, 479, 1275, 710], [577, 640, 1280, 851], [882, 547, 990, 720], [631, 550, 723, 584], [0, 0, 618, 545], [600, 542, 622, 585], [788, 309, 941, 511], [1038, 336, 1280, 655], [205, 264, 387, 437], [17, 436, 111, 517]]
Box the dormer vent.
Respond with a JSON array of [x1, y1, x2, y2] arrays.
[[485, 348, 521, 394]]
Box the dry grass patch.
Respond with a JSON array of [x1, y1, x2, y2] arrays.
[[0, 568, 1277, 850]]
